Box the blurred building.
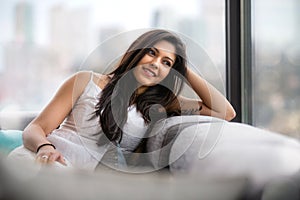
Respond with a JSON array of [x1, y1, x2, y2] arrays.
[[14, 2, 34, 44], [252, 0, 300, 137], [151, 1, 225, 92], [49, 4, 91, 71], [1, 2, 63, 112]]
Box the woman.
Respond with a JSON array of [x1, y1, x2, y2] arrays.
[[7, 29, 300, 199], [8, 29, 235, 171]]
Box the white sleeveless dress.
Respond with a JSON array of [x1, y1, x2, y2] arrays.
[[8, 72, 148, 171]]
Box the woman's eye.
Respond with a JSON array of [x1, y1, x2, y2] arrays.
[[148, 49, 155, 56], [163, 60, 172, 67]]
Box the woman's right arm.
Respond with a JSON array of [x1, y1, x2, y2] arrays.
[[22, 71, 91, 165]]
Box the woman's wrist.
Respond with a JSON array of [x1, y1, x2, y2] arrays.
[[36, 143, 56, 153]]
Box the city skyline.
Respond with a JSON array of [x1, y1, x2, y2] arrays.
[[0, 0, 203, 73], [0, 0, 214, 111], [0, 0, 299, 137], [0, 0, 200, 46]]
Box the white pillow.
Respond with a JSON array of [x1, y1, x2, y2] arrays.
[[169, 122, 300, 190]]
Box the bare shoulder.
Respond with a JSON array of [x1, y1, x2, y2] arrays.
[[69, 71, 92, 90], [56, 71, 93, 101], [73, 71, 92, 81]]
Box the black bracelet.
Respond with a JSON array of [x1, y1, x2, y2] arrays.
[[36, 143, 56, 153]]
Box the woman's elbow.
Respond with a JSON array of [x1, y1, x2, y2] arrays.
[[225, 106, 236, 121]]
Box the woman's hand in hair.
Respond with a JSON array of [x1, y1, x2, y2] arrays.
[[183, 67, 236, 121]]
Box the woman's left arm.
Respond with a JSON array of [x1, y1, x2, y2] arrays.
[[179, 67, 236, 121]]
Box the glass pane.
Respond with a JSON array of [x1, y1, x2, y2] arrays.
[[0, 0, 225, 129], [252, 0, 300, 138]]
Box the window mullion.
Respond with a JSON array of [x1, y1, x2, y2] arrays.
[[241, 0, 253, 124], [225, 0, 242, 122]]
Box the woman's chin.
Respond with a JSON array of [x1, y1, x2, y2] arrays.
[[136, 79, 158, 87]]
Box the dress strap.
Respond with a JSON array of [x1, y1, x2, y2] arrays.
[[89, 71, 94, 82]]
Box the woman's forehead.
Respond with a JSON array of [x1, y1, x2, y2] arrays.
[[153, 40, 176, 59]]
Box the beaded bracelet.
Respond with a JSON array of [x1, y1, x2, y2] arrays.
[[36, 143, 56, 153]]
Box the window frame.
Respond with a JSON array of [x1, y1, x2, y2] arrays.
[[225, 0, 252, 124]]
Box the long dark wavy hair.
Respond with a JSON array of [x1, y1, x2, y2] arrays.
[[95, 29, 188, 144]]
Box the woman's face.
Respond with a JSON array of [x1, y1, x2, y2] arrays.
[[133, 40, 176, 87]]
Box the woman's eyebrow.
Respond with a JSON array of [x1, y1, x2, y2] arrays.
[[152, 47, 175, 63]]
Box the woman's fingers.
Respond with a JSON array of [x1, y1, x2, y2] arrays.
[[49, 153, 67, 166], [36, 151, 67, 166], [36, 154, 50, 164], [57, 155, 67, 166]]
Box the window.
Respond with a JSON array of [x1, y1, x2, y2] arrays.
[[0, 0, 226, 129], [252, 0, 300, 138], [226, 0, 299, 139]]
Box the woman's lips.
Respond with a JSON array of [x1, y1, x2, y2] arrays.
[[142, 66, 156, 77]]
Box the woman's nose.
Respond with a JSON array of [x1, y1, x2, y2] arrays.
[[150, 58, 160, 69], [150, 63, 158, 69]]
